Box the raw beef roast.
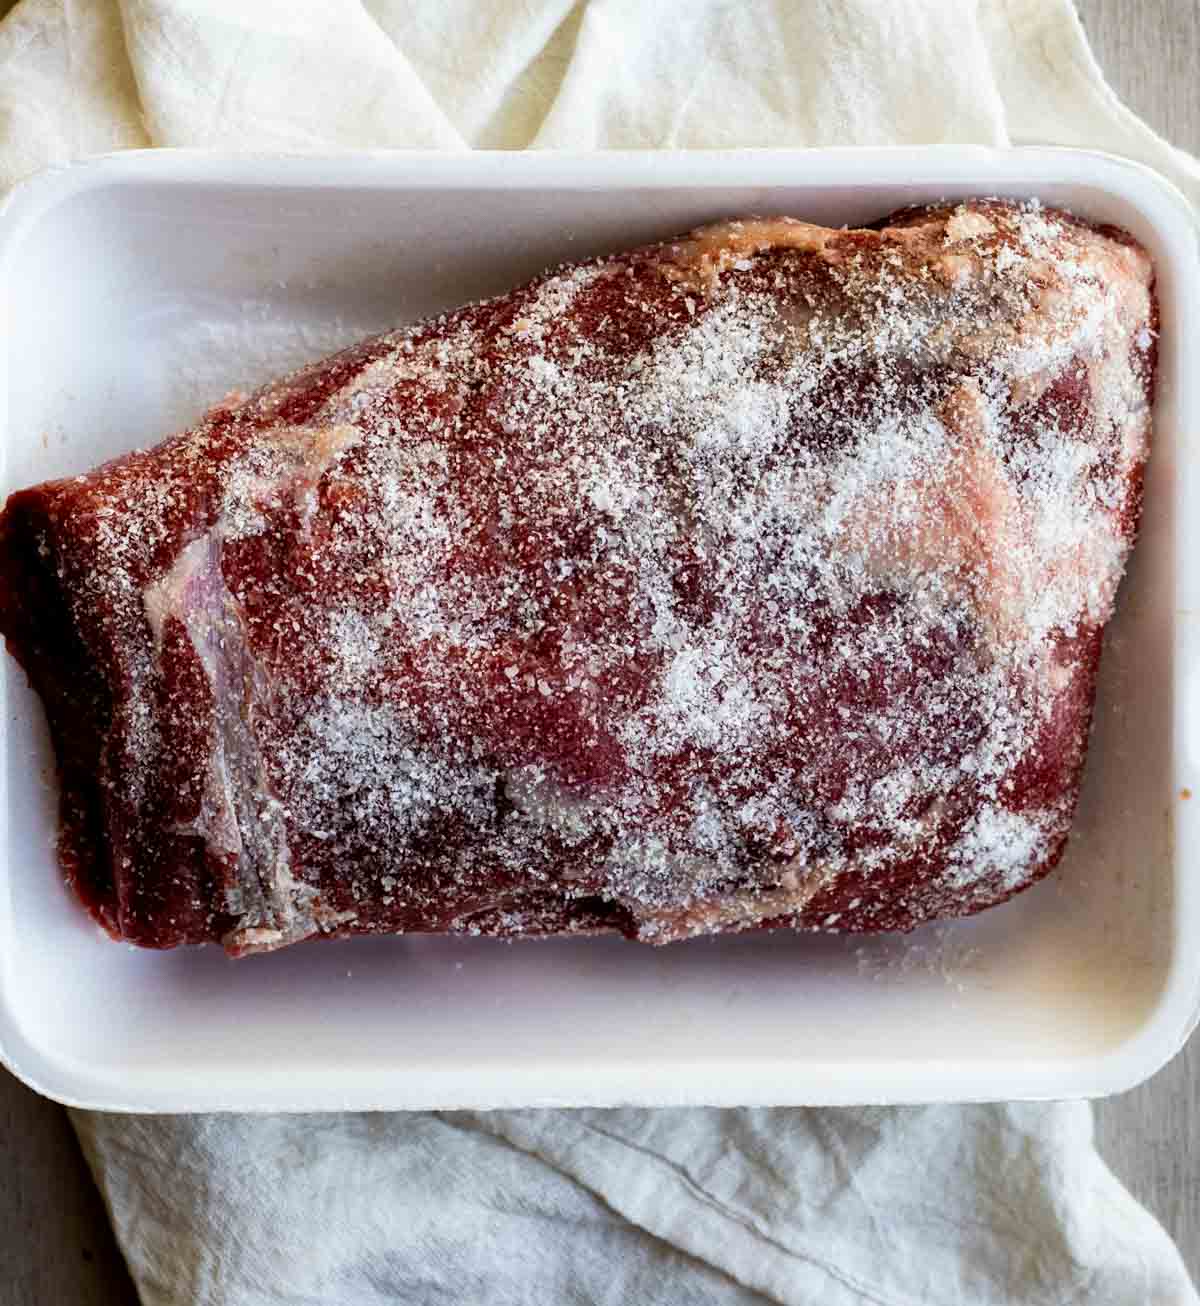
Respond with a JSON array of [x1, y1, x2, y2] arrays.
[[0, 200, 1156, 955]]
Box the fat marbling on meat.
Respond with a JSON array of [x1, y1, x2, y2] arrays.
[[0, 200, 1156, 955]]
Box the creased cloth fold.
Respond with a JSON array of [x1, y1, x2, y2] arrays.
[[75, 1104, 1196, 1305], [0, 0, 1196, 1302]]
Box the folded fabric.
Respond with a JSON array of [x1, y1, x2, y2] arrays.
[[75, 1103, 1196, 1306], [0, 0, 1197, 1302]]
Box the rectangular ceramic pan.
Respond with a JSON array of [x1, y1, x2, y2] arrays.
[[0, 147, 1197, 1112]]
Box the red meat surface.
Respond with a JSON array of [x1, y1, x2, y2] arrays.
[[0, 200, 1156, 955]]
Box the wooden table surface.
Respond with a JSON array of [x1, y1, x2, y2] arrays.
[[2, 2, 1198, 1302]]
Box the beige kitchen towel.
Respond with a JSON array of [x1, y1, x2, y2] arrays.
[[0, 0, 1196, 1302]]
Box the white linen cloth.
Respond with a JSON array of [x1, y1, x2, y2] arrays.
[[0, 0, 1197, 1301]]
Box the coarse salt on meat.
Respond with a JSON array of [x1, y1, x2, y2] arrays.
[[0, 199, 1155, 955]]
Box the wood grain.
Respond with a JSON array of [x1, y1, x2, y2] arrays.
[[1077, 0, 1200, 157], [0, 1070, 135, 1305], [0, 2, 1196, 1302]]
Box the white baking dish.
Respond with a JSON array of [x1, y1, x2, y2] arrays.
[[0, 147, 1196, 1112]]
